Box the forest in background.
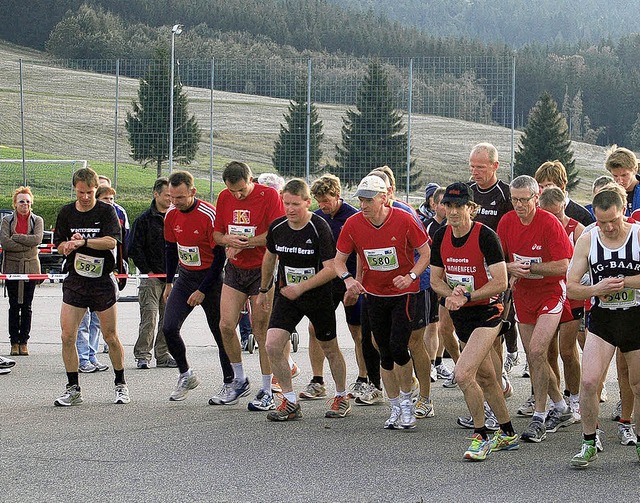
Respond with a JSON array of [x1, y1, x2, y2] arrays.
[[2, 0, 640, 146]]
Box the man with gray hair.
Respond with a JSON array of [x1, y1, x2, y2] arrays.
[[497, 175, 575, 443]]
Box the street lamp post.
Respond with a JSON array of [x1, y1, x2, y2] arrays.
[[169, 24, 183, 174]]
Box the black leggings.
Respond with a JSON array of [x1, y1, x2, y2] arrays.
[[365, 294, 414, 371], [163, 268, 233, 382], [360, 296, 381, 389]]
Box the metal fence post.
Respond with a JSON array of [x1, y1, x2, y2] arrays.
[[305, 58, 312, 183], [19, 59, 26, 186], [406, 58, 413, 202], [209, 57, 215, 201], [114, 58, 120, 188]]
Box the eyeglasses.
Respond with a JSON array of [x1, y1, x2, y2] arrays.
[[17, 200, 32, 205], [510, 194, 536, 205]]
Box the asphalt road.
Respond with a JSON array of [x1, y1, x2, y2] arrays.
[[1, 281, 638, 503]]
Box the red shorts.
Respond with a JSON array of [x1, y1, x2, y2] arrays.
[[513, 287, 572, 325]]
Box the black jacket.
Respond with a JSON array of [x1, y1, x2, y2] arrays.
[[127, 199, 166, 275]]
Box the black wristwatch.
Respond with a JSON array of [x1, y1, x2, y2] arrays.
[[340, 271, 353, 281], [258, 286, 270, 294], [463, 292, 472, 302]]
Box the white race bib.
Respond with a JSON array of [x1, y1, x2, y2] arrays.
[[513, 253, 543, 279], [74, 253, 104, 278], [284, 266, 316, 285], [228, 225, 256, 238], [364, 247, 399, 272], [177, 244, 201, 267], [446, 273, 475, 293], [600, 288, 637, 309]]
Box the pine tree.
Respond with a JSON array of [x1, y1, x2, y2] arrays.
[[125, 49, 201, 178], [272, 83, 324, 178], [334, 60, 418, 189], [514, 91, 579, 191]]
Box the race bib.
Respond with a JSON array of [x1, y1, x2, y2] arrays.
[[177, 244, 201, 267], [74, 253, 104, 278], [364, 247, 399, 272], [228, 225, 256, 239], [446, 273, 475, 293], [513, 253, 543, 279], [284, 266, 316, 285], [600, 288, 637, 309]]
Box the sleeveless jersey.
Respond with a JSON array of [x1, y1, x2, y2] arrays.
[[589, 224, 640, 309], [439, 222, 494, 307]]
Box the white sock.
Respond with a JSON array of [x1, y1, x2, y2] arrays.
[[400, 390, 412, 402], [180, 368, 192, 378], [554, 399, 569, 413], [262, 374, 272, 393], [232, 362, 245, 382], [335, 390, 347, 398], [284, 391, 297, 404], [533, 411, 546, 422], [389, 396, 400, 407]]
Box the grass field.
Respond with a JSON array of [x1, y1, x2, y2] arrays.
[[0, 41, 613, 204]]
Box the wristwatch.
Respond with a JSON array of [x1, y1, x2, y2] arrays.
[[463, 292, 472, 302], [408, 272, 417, 281], [340, 271, 353, 281]]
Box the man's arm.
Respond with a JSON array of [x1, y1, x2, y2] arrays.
[[529, 258, 569, 278], [280, 259, 336, 301]]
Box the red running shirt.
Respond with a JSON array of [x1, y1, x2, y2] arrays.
[[497, 208, 573, 298], [337, 207, 428, 297], [214, 184, 285, 269], [164, 199, 217, 271]]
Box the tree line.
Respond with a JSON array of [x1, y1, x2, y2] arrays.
[[2, 1, 640, 148]]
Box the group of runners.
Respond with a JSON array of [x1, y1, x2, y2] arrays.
[[44, 142, 640, 468]]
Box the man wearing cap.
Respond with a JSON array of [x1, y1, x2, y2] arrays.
[[497, 175, 574, 443], [430, 183, 518, 460], [335, 175, 430, 429]]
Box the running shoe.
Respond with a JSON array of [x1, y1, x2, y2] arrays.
[[415, 396, 434, 418], [430, 364, 437, 382], [248, 390, 275, 411], [267, 397, 302, 421], [457, 402, 499, 431], [545, 407, 575, 432], [54, 384, 83, 406], [611, 400, 622, 422], [521, 360, 530, 378], [325, 395, 352, 418], [102, 343, 109, 353], [299, 382, 327, 400], [291, 363, 300, 378], [490, 430, 520, 451], [464, 433, 492, 461], [442, 372, 458, 389], [636, 444, 640, 462], [79, 362, 97, 373], [156, 357, 178, 368], [503, 351, 520, 374], [618, 422, 638, 446], [0, 355, 16, 368], [502, 374, 513, 398], [114, 384, 131, 404], [521, 417, 546, 443], [596, 428, 605, 452], [569, 395, 581, 422], [0, 367, 10, 375], [435, 363, 452, 380], [208, 378, 250, 405], [399, 399, 416, 429], [570, 440, 597, 467], [517, 395, 535, 417], [410, 376, 420, 401], [271, 376, 282, 393], [356, 383, 384, 405], [169, 372, 201, 401], [384, 405, 401, 429], [347, 381, 367, 400], [136, 359, 150, 370], [91, 360, 109, 372]]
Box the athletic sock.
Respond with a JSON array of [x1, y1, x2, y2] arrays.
[[533, 411, 546, 422], [553, 399, 569, 413], [311, 375, 324, 385], [399, 390, 412, 402], [500, 421, 515, 436], [67, 371, 79, 387], [261, 374, 272, 394], [584, 432, 597, 442], [389, 396, 400, 408], [356, 376, 368, 383], [434, 357, 442, 367], [284, 391, 297, 404], [474, 427, 490, 440], [114, 368, 125, 386], [232, 362, 245, 382]]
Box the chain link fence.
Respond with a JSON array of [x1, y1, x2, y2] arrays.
[[0, 54, 514, 202]]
